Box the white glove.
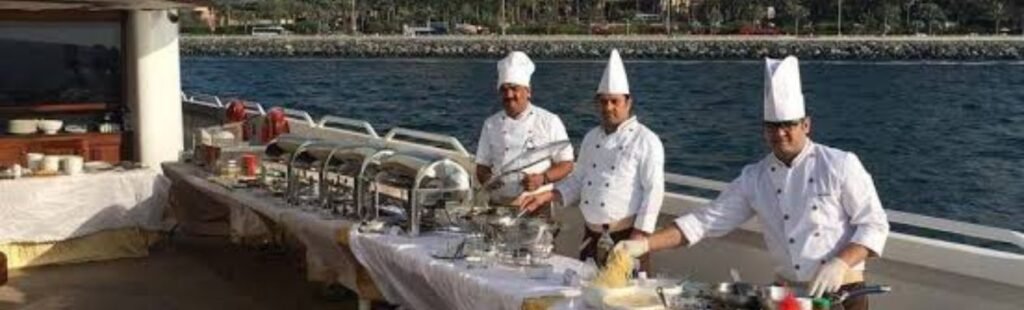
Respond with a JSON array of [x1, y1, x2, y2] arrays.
[[612, 238, 649, 258], [809, 258, 850, 298]]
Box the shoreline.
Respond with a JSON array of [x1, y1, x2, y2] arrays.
[[181, 35, 1024, 60]]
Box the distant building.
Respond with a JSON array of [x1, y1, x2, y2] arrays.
[[186, 6, 218, 30]]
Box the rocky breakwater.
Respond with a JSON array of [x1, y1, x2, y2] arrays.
[[182, 35, 1024, 60]]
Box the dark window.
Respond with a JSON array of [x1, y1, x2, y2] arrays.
[[0, 21, 122, 105]]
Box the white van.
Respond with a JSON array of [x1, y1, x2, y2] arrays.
[[251, 25, 289, 36]]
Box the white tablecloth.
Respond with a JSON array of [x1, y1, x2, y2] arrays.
[[350, 231, 589, 310], [0, 169, 170, 243], [163, 163, 592, 308], [162, 163, 367, 286]]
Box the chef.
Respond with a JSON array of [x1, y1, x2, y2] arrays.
[[613, 56, 889, 310], [475, 51, 574, 206], [519, 49, 665, 271]]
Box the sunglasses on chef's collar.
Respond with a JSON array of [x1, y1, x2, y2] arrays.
[[763, 118, 807, 130]]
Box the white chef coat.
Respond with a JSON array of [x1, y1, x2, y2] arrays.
[[556, 116, 665, 233], [475, 104, 574, 200], [674, 140, 889, 281]]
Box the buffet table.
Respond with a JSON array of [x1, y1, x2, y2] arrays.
[[163, 162, 587, 309], [162, 162, 384, 301], [350, 231, 587, 310], [0, 168, 170, 268]]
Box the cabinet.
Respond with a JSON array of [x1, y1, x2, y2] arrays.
[[0, 133, 123, 166]]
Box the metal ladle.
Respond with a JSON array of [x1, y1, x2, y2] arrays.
[[475, 140, 573, 203]]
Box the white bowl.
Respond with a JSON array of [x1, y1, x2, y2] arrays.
[[37, 120, 63, 135], [8, 119, 38, 134]]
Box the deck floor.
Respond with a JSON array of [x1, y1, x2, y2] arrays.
[[0, 235, 359, 310]]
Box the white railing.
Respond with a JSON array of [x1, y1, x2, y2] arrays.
[[181, 91, 223, 108], [181, 92, 1024, 287], [281, 108, 316, 126], [665, 173, 729, 192], [383, 127, 470, 156], [180, 92, 1023, 249], [319, 116, 379, 138], [243, 101, 266, 115]]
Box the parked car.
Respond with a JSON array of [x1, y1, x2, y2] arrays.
[[250, 25, 290, 36]]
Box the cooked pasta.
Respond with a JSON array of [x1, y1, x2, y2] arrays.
[[593, 247, 633, 288]]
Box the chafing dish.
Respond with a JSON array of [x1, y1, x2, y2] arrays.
[[264, 134, 323, 205], [367, 150, 472, 237], [303, 141, 381, 217]]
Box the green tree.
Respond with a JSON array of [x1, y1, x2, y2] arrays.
[[915, 2, 945, 34], [708, 6, 724, 33], [784, 0, 810, 35], [873, 1, 902, 35], [904, 0, 917, 33], [985, 0, 1008, 34]]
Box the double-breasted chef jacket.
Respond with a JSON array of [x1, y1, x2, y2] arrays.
[[674, 140, 889, 281], [556, 116, 665, 233], [476, 104, 574, 200]]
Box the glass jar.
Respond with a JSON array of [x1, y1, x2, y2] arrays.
[[221, 159, 240, 180]]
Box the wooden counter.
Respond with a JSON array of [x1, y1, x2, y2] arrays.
[[0, 132, 124, 166]]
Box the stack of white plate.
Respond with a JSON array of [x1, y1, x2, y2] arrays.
[[7, 119, 38, 135]]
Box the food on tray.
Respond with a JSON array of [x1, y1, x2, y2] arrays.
[[593, 247, 633, 288], [603, 292, 662, 308]]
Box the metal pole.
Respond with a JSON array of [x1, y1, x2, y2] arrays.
[[906, 0, 915, 33], [576, 0, 581, 23], [665, 0, 672, 35], [499, 0, 506, 35], [350, 0, 357, 34], [837, 0, 843, 36]]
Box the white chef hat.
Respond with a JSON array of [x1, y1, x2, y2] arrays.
[[496, 51, 535, 89], [763, 56, 805, 122], [597, 49, 630, 95]]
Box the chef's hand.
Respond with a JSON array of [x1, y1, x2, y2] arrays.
[[517, 191, 556, 213], [809, 257, 850, 298], [522, 173, 546, 191], [629, 229, 650, 241], [613, 238, 649, 258]]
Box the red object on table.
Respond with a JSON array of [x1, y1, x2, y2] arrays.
[[225, 100, 247, 123], [225, 100, 251, 141], [260, 107, 290, 143], [241, 154, 258, 176], [779, 292, 800, 310]]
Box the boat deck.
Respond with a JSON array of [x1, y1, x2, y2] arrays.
[[4, 215, 1020, 310], [0, 235, 359, 310]]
